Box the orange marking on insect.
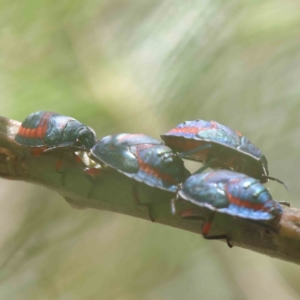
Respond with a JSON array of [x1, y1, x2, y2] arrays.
[[235, 130, 243, 137], [27, 129, 32, 138], [18, 113, 50, 139], [169, 126, 201, 134], [38, 112, 51, 138], [20, 127, 27, 137], [23, 128, 29, 138], [36, 123, 48, 139], [28, 129, 33, 138], [17, 126, 23, 136], [225, 189, 267, 211], [18, 125, 48, 139], [136, 152, 178, 185], [168, 123, 217, 137], [202, 221, 212, 236], [18, 126, 25, 136], [24, 128, 30, 138], [36, 126, 44, 139], [32, 128, 38, 138], [39, 112, 51, 126]]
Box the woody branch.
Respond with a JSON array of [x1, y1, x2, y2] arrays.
[[0, 116, 300, 264]]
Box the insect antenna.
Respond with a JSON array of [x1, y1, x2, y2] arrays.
[[264, 175, 288, 190]]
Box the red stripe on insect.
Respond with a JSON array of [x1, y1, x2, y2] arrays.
[[169, 121, 218, 135], [38, 112, 51, 137], [225, 189, 268, 211], [37, 125, 48, 138], [136, 152, 178, 185], [202, 221, 212, 236], [235, 130, 243, 137], [17, 125, 49, 139], [169, 126, 201, 134], [18, 112, 52, 139], [139, 160, 178, 184], [17, 126, 26, 137], [17, 126, 25, 137], [28, 129, 34, 138]]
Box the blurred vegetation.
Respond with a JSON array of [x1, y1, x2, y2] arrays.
[[1, 0, 300, 299]]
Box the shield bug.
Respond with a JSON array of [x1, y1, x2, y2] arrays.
[[87, 133, 190, 221], [161, 120, 285, 186], [15, 111, 97, 181], [173, 170, 283, 247], [15, 111, 97, 153]]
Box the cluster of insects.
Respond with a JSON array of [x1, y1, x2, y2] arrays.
[[15, 111, 286, 248]]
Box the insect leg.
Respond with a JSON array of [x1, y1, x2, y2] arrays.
[[202, 213, 233, 248], [132, 182, 155, 222]]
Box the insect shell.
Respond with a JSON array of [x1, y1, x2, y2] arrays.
[[161, 120, 269, 183], [15, 111, 97, 156], [177, 170, 282, 221], [88, 133, 191, 192]]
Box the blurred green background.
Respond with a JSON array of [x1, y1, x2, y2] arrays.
[[1, 1, 300, 299]]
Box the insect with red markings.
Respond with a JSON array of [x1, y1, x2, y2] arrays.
[[15, 111, 97, 174], [15, 111, 97, 153], [173, 170, 283, 247], [86, 133, 190, 221], [161, 119, 285, 187]]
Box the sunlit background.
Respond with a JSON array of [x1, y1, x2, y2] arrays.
[[1, 1, 300, 299]]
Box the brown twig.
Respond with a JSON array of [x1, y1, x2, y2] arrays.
[[0, 116, 299, 264]]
